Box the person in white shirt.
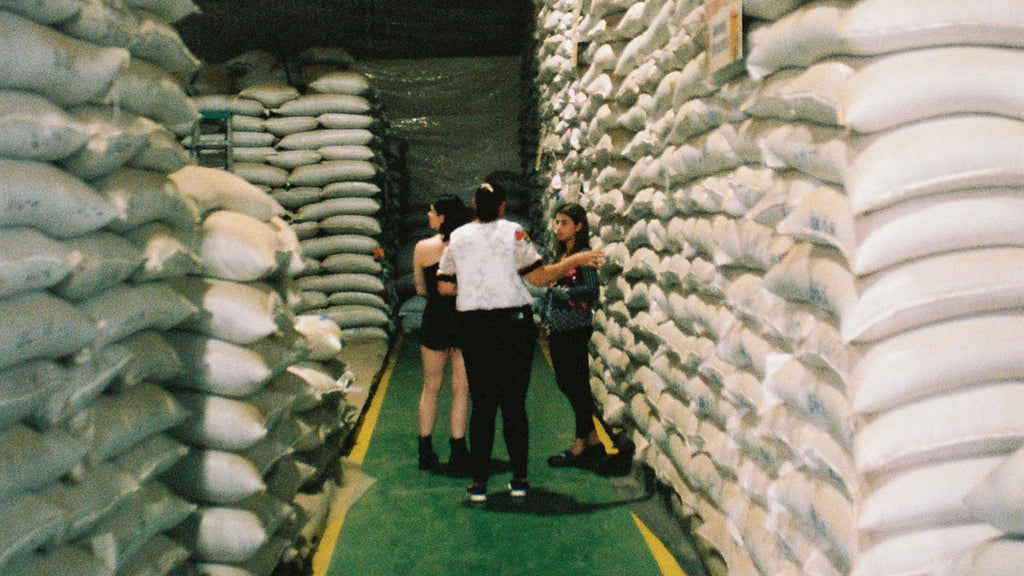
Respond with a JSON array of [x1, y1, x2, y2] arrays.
[[437, 179, 604, 503]]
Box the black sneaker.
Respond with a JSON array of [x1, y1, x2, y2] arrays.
[[547, 443, 607, 468], [466, 483, 487, 503], [508, 479, 529, 498]]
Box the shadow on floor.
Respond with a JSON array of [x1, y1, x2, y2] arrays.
[[461, 485, 652, 516]]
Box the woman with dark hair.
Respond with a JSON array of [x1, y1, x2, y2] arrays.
[[437, 181, 604, 503], [541, 202, 605, 468], [413, 194, 470, 476]]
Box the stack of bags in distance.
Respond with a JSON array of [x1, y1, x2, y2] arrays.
[[186, 55, 395, 344], [0, 1, 357, 574]]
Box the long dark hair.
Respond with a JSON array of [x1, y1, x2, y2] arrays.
[[474, 182, 505, 222], [433, 194, 468, 241], [554, 202, 589, 258]]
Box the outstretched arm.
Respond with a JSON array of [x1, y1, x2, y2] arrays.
[[522, 250, 605, 287]]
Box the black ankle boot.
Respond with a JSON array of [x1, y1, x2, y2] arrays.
[[418, 435, 439, 471], [445, 437, 471, 478]]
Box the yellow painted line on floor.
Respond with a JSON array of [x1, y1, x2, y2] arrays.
[[311, 333, 403, 576], [539, 332, 683, 576], [633, 513, 689, 576]]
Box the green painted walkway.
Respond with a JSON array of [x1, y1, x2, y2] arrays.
[[317, 333, 688, 576]]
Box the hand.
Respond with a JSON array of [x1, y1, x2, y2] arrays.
[[574, 250, 605, 268]]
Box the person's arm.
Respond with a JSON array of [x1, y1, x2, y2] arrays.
[[522, 250, 605, 287], [550, 265, 599, 303], [436, 242, 457, 296], [412, 241, 427, 297]]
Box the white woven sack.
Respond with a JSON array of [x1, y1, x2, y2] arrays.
[[78, 281, 198, 349], [271, 186, 321, 209], [0, 291, 99, 371], [316, 113, 374, 129], [293, 314, 342, 361], [94, 167, 199, 232], [171, 393, 268, 452], [165, 331, 275, 397], [170, 277, 288, 345], [238, 83, 299, 109], [851, 524, 1001, 576], [295, 273, 384, 295], [768, 470, 856, 569], [308, 71, 371, 95], [0, 0, 84, 23], [278, 129, 374, 151], [169, 165, 285, 221], [747, 0, 1024, 79], [29, 341, 130, 428], [98, 58, 199, 127], [300, 234, 380, 258], [963, 445, 1024, 535], [117, 535, 189, 576], [320, 253, 381, 275], [319, 213, 380, 235], [60, 105, 151, 180], [264, 150, 321, 170], [0, 228, 82, 299], [232, 146, 275, 164], [273, 94, 371, 116], [288, 159, 377, 187], [0, 12, 130, 106], [230, 162, 288, 188], [854, 191, 1024, 276], [323, 180, 381, 198], [764, 356, 851, 445], [0, 159, 117, 237], [85, 481, 195, 571], [296, 197, 380, 221], [859, 456, 1001, 536], [192, 94, 264, 117], [841, 47, 1024, 134], [198, 212, 282, 283], [856, 383, 1024, 476], [743, 60, 855, 128], [934, 539, 1024, 576], [847, 116, 1024, 215], [852, 314, 1024, 414], [844, 248, 1024, 343], [763, 243, 855, 322], [127, 118, 190, 173], [316, 305, 388, 330], [192, 563, 255, 576], [318, 144, 376, 161], [0, 424, 84, 501], [263, 115, 316, 137], [0, 89, 89, 161], [126, 222, 201, 281], [0, 492, 66, 572], [228, 130, 275, 147]]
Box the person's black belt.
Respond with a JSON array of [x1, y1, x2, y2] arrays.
[[461, 305, 532, 320]]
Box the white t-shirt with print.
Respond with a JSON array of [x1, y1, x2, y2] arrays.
[[438, 219, 542, 311]]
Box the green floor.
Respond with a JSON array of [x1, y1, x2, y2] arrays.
[[321, 334, 682, 576]]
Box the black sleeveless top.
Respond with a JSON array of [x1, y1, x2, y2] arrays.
[[419, 262, 460, 350]]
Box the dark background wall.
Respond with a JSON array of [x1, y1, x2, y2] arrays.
[[175, 0, 534, 63]]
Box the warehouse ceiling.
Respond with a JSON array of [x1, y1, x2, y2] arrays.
[[175, 0, 535, 63]]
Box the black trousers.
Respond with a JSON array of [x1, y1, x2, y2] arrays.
[[458, 306, 536, 484], [548, 326, 596, 440]]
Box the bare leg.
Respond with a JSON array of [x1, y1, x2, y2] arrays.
[[418, 346, 448, 437], [448, 348, 469, 439]]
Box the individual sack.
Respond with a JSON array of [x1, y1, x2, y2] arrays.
[[0, 159, 117, 238], [0, 228, 82, 299], [0, 12, 130, 106], [169, 277, 291, 345], [852, 314, 1024, 414], [0, 89, 89, 161], [168, 165, 285, 221], [93, 167, 200, 232], [0, 291, 99, 371]]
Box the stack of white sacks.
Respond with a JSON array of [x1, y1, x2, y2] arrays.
[[186, 64, 394, 344], [533, 0, 1024, 575], [0, 2, 356, 575]]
